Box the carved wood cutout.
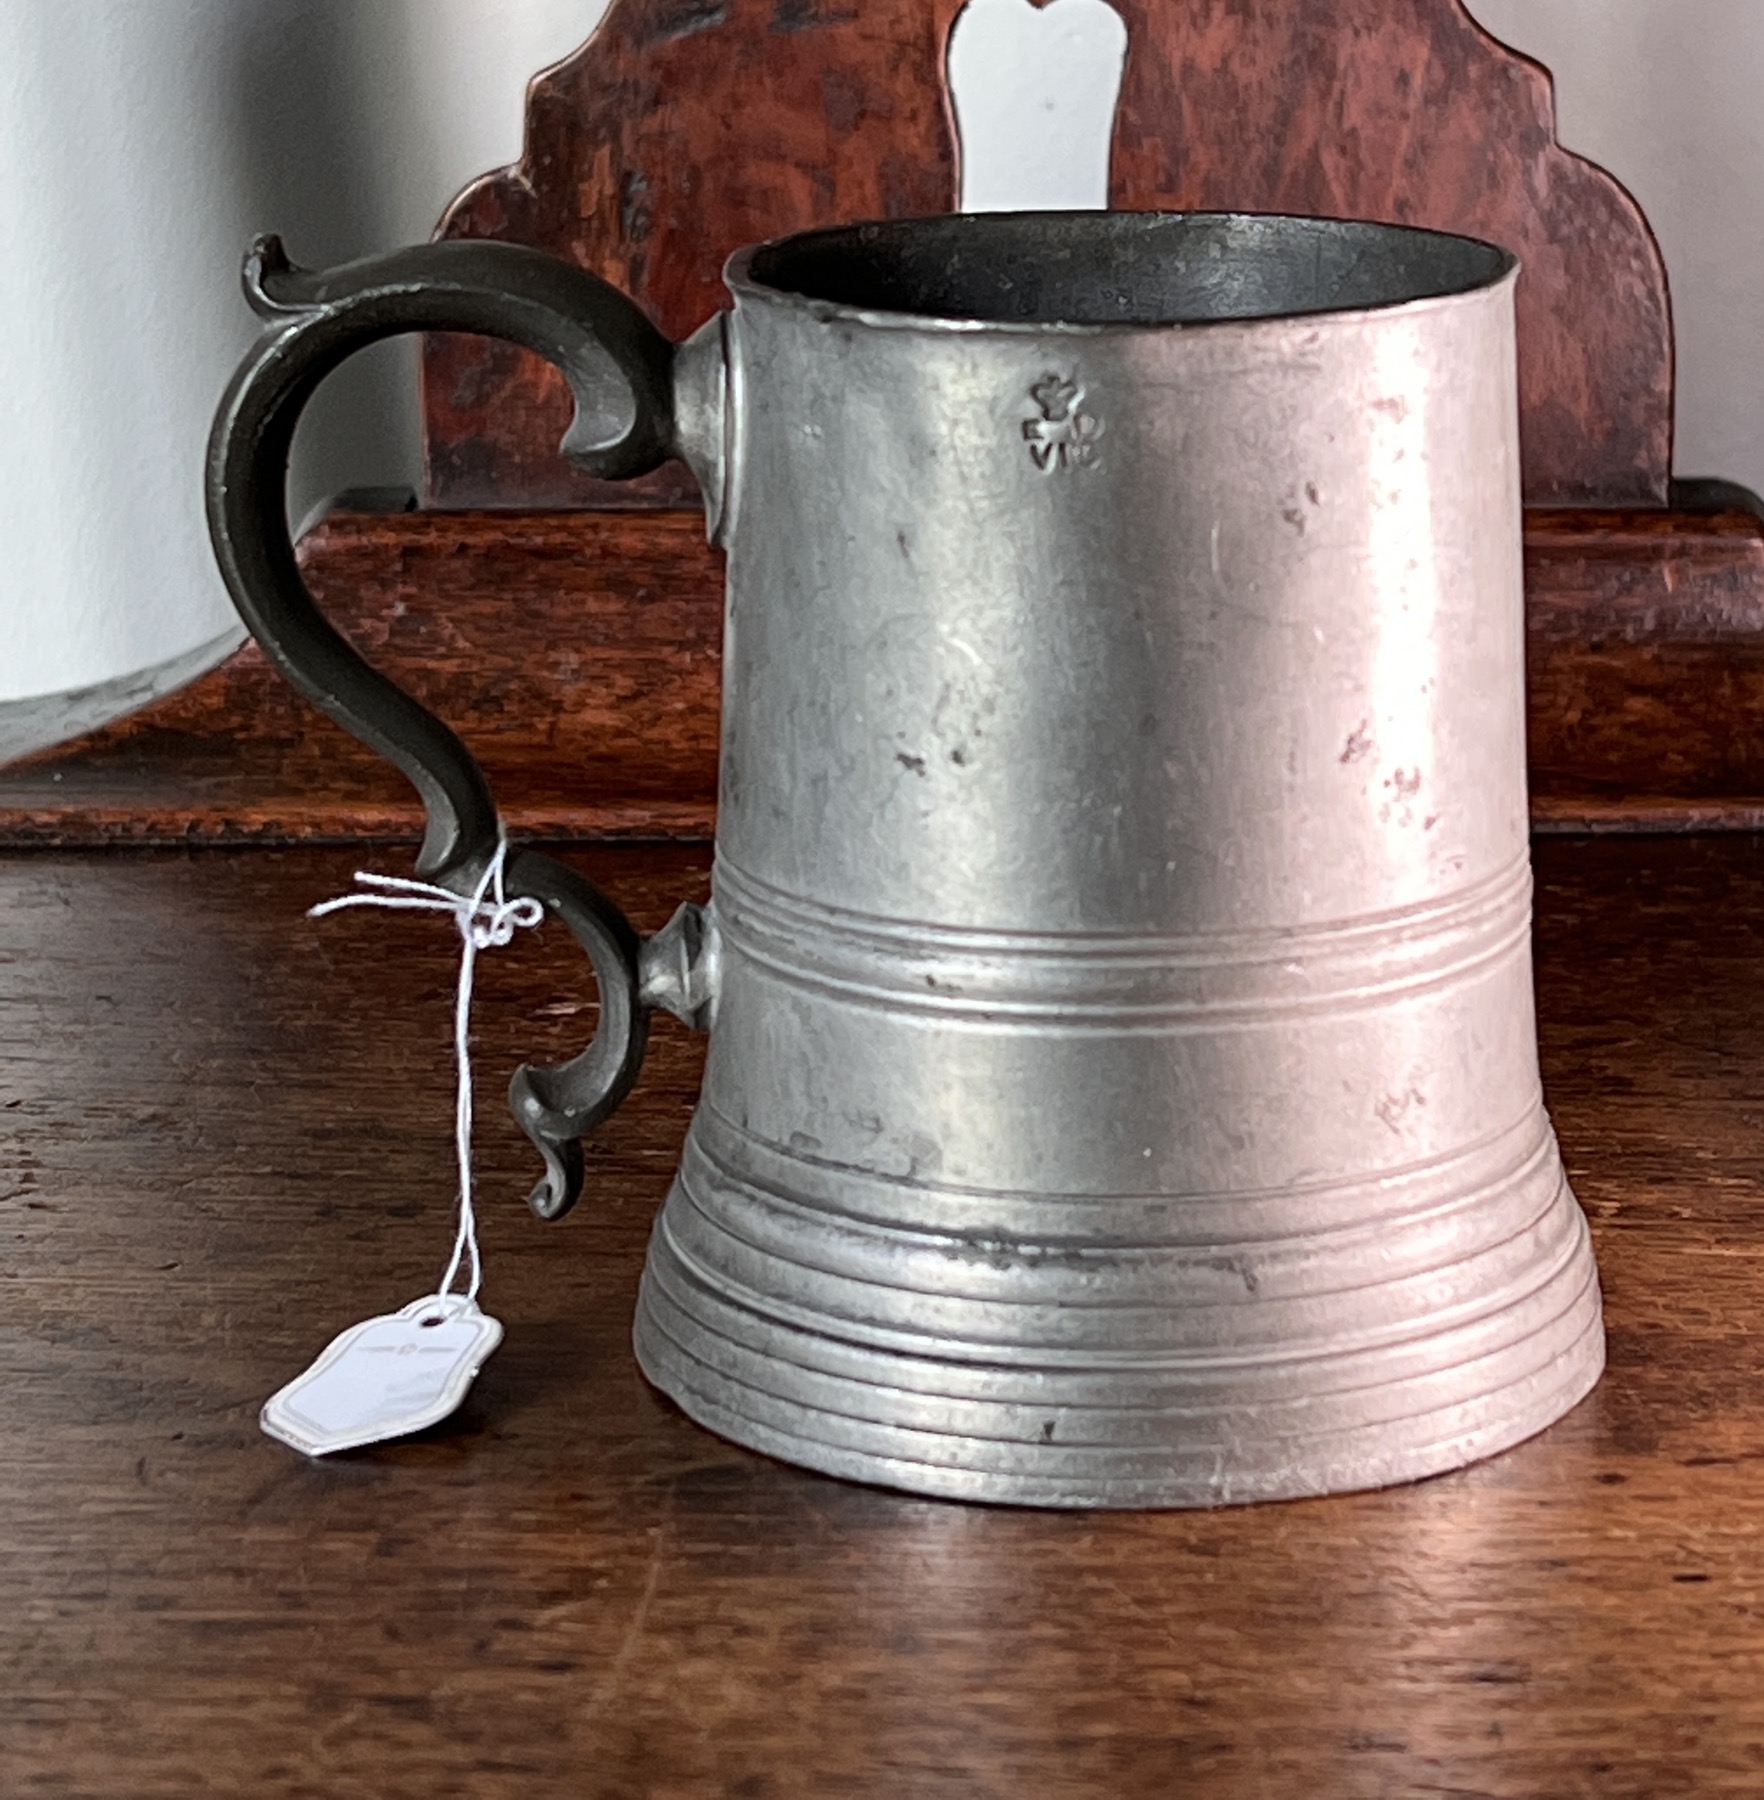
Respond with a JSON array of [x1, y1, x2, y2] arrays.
[[425, 0, 1672, 509], [948, 0, 1128, 212], [1106, 0, 1672, 505], [425, 0, 965, 508]]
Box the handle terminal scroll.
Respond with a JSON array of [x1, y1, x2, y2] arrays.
[[242, 234, 319, 319]]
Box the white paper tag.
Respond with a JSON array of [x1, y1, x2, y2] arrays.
[[261, 1294, 503, 1456]]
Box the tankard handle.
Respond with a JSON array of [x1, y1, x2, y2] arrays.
[[205, 235, 684, 1222]]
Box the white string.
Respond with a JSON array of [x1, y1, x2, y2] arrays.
[[309, 841, 543, 1313]]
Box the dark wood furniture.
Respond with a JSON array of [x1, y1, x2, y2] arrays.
[[5, 834, 1764, 1796], [5, 0, 1764, 838], [6, 5, 1764, 1789]]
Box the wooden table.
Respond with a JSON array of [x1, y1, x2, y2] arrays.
[[5, 835, 1764, 1797]]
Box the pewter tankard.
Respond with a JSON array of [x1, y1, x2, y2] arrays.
[[208, 211, 1604, 1507]]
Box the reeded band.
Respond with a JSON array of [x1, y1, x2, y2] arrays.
[[711, 853, 1535, 1023]]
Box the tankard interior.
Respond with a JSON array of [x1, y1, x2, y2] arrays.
[[740, 211, 1514, 327]]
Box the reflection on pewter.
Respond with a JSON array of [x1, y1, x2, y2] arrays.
[[208, 211, 1604, 1507]]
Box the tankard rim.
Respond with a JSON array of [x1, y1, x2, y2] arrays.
[[725, 208, 1519, 338]]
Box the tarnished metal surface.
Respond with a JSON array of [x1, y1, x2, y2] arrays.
[[635, 213, 1603, 1505], [209, 211, 1603, 1507]]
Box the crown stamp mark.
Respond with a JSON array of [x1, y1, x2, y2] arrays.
[[1023, 371, 1102, 472]]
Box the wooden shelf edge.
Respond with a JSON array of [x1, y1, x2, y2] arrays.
[[12, 797, 1764, 849], [0, 800, 718, 850], [1531, 796, 1764, 834]]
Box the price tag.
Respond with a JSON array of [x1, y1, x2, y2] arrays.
[[260, 1295, 503, 1456], [263, 845, 534, 1459]]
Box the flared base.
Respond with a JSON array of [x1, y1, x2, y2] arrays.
[[632, 1118, 1605, 1509]]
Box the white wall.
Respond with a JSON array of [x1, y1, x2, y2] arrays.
[[2, 0, 1760, 750], [0, 0, 606, 736]]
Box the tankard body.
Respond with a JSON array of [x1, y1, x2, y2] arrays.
[[210, 212, 1603, 1507]]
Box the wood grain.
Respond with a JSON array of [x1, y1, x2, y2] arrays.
[[1528, 504, 1764, 826], [1107, 0, 1672, 505], [424, 0, 961, 509], [4, 834, 1764, 1795], [424, 0, 1669, 509], [0, 509, 724, 845], [9, 502, 1764, 845]]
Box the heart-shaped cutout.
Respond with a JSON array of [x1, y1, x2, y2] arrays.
[[948, 0, 1129, 213]]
